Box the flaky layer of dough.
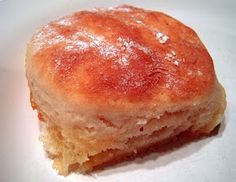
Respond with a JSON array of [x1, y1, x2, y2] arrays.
[[36, 82, 225, 175]]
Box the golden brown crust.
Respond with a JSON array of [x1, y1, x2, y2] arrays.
[[27, 5, 215, 106]]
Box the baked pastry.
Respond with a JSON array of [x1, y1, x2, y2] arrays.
[[25, 5, 226, 175]]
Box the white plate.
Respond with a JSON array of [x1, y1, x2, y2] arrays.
[[0, 0, 236, 181]]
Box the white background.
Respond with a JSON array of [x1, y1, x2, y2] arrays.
[[0, 0, 236, 181]]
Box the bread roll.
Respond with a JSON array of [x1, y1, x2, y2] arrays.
[[25, 5, 226, 175]]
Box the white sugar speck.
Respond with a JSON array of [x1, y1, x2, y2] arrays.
[[197, 70, 203, 76], [64, 45, 74, 51], [174, 60, 179, 66], [166, 53, 173, 59], [55, 59, 61, 69], [136, 119, 147, 125], [118, 56, 129, 66], [57, 18, 72, 26], [171, 50, 176, 56], [93, 39, 101, 46], [47, 35, 64, 45], [166, 83, 171, 88], [156, 32, 169, 44], [136, 20, 142, 24], [188, 70, 193, 75], [64, 41, 89, 51], [75, 41, 89, 49], [164, 51, 181, 66]]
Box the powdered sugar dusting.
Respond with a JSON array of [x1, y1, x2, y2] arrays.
[[32, 25, 65, 54], [118, 56, 129, 66], [57, 18, 72, 26], [29, 5, 212, 100], [32, 10, 157, 69], [164, 50, 182, 66], [108, 6, 132, 12], [115, 37, 154, 67]]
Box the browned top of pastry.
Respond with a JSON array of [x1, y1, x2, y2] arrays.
[[29, 5, 215, 104]]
